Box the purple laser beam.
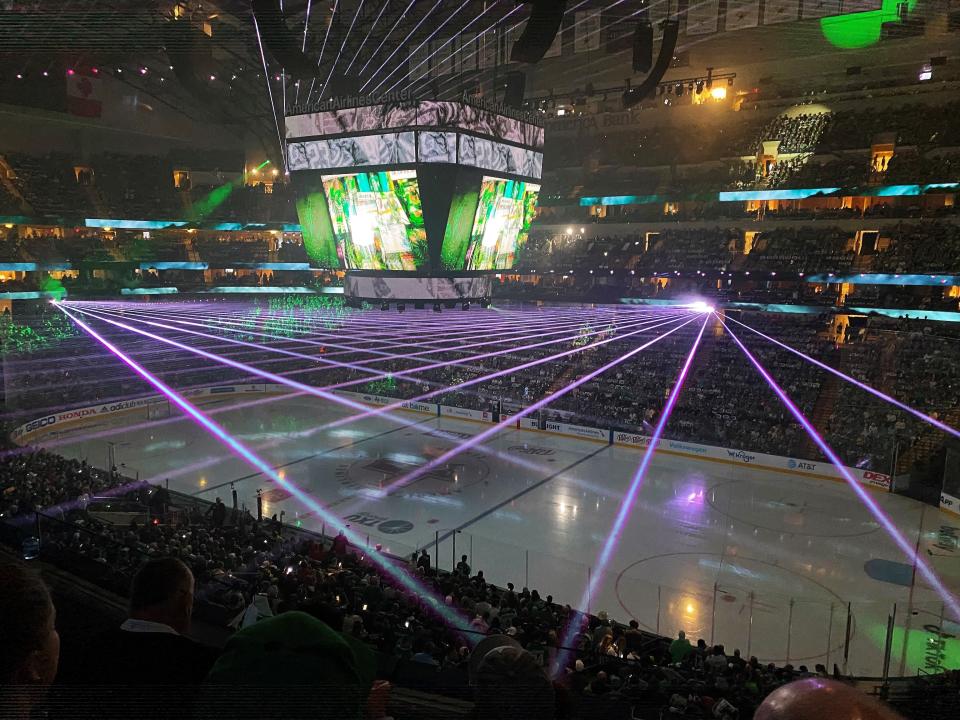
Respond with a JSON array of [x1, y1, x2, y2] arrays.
[[79, 303, 679, 404], [68, 304, 687, 461], [554, 313, 710, 673], [368, 315, 700, 500], [21, 304, 672, 457], [722, 318, 960, 620], [55, 303, 478, 638], [726, 313, 960, 441], [80, 300, 648, 370]]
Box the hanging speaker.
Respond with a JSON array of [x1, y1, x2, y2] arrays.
[[633, 13, 653, 73], [623, 19, 680, 109], [510, 0, 567, 64], [251, 0, 318, 80]]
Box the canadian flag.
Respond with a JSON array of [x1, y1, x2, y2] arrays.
[[66, 70, 102, 118]]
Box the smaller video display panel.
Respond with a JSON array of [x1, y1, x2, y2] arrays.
[[459, 176, 540, 270], [322, 170, 428, 271]]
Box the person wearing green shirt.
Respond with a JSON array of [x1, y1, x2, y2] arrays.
[[669, 630, 692, 664]]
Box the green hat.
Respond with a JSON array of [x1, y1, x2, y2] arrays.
[[205, 611, 368, 720]]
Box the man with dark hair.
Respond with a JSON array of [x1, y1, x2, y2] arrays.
[[623, 619, 644, 656], [0, 563, 60, 720], [63, 558, 217, 685], [206, 497, 227, 528]]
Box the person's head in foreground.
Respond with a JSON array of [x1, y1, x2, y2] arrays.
[[474, 644, 555, 720], [129, 557, 195, 634], [755, 678, 904, 720], [204, 611, 369, 720], [0, 563, 60, 720]]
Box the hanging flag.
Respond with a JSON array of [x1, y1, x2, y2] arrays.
[[448, 36, 461, 76], [433, 39, 453, 76], [801, 0, 841, 18], [460, 33, 478, 72], [686, 0, 721, 35], [500, 22, 523, 64], [725, 0, 761, 30], [66, 68, 102, 118], [408, 42, 431, 83], [763, 0, 801, 24], [478, 28, 497, 70], [574, 11, 602, 53]]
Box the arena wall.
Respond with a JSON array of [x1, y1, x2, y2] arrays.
[[10, 383, 897, 496]]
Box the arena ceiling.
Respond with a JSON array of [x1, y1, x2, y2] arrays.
[[0, 1, 953, 160]]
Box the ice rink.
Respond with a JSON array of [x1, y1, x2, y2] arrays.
[[46, 392, 960, 677]]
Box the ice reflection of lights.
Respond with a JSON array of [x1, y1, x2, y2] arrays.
[[57, 305, 474, 639], [329, 429, 368, 440], [554, 317, 709, 675]]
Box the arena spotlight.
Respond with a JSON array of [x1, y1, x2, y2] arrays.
[[461, 301, 470, 311], [675, 83, 683, 96], [695, 80, 704, 94], [433, 302, 442, 313], [479, 298, 490, 309], [688, 301, 714, 313], [380, 301, 389, 311]]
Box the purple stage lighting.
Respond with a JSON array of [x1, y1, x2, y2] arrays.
[[68, 304, 687, 472], [722, 319, 959, 620], [369, 316, 700, 500], [726, 314, 960, 442], [55, 304, 476, 637], [555, 314, 710, 673], [82, 303, 681, 408]]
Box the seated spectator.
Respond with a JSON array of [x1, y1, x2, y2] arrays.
[[707, 645, 730, 674], [623, 619, 644, 656], [0, 562, 60, 720], [63, 557, 217, 685]]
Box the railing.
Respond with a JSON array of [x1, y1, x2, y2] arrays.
[[3, 479, 956, 682], [418, 528, 960, 679]]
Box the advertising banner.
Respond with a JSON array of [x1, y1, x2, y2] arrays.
[[940, 492, 959, 516], [544, 421, 609, 442], [440, 405, 487, 421]]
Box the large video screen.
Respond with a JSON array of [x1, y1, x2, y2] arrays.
[[322, 170, 428, 271], [461, 176, 540, 270]]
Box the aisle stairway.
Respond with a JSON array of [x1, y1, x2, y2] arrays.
[[807, 371, 840, 459]]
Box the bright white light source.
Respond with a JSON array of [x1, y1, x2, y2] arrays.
[[689, 301, 714, 313]]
